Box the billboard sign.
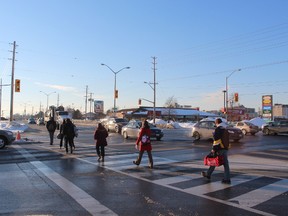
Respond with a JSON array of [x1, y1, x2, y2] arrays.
[[94, 100, 104, 113], [262, 95, 273, 120]]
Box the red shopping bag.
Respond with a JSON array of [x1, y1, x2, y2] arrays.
[[204, 155, 224, 167]]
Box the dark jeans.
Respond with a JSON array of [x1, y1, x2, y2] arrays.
[[65, 136, 74, 153], [96, 145, 105, 157], [135, 150, 153, 166], [49, 131, 55, 145], [207, 149, 230, 180]]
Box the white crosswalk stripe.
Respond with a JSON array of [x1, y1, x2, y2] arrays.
[[229, 179, 288, 208]]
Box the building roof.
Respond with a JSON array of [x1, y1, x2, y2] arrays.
[[129, 107, 218, 117]]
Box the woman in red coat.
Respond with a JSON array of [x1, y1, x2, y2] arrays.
[[133, 120, 153, 168], [94, 123, 108, 162]]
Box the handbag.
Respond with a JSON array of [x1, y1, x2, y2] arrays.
[[57, 133, 63, 139], [204, 153, 224, 167]]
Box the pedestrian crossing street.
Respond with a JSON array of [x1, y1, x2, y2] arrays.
[[45, 144, 288, 216]]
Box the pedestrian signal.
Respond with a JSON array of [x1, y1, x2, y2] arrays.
[[15, 79, 20, 92]]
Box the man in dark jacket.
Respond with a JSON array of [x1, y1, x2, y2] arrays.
[[201, 118, 231, 184], [63, 118, 75, 153], [46, 117, 57, 145]]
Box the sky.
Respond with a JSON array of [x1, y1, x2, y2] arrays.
[[0, 0, 288, 117]]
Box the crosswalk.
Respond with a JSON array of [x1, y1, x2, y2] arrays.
[[38, 143, 288, 216]]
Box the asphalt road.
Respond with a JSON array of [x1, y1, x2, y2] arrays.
[[0, 123, 287, 216]]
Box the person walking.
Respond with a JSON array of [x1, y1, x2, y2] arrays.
[[133, 120, 153, 169], [201, 118, 231, 184], [63, 118, 75, 153], [94, 123, 108, 162], [46, 117, 57, 145], [59, 119, 66, 149]]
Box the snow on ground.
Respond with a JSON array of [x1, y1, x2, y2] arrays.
[[0, 121, 29, 133]]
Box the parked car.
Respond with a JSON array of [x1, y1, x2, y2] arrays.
[[37, 118, 45, 125], [104, 118, 129, 133], [262, 120, 288, 135], [191, 120, 243, 142], [27, 117, 36, 124], [235, 121, 259, 135], [0, 129, 15, 149], [121, 120, 164, 141]]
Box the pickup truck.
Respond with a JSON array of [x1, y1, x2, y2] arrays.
[[262, 120, 288, 135]]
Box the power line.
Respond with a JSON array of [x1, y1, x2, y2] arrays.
[[159, 59, 288, 82]]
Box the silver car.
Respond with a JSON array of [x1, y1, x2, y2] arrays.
[[191, 120, 243, 142], [235, 121, 259, 135], [121, 120, 164, 141]]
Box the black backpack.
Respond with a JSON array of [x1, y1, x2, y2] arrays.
[[221, 128, 230, 149]]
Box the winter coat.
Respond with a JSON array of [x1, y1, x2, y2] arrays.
[[94, 128, 108, 146], [46, 120, 57, 132], [63, 121, 75, 138], [136, 128, 152, 151], [212, 122, 227, 151]]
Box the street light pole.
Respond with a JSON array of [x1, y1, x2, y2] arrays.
[[40, 91, 56, 111], [225, 69, 241, 121], [101, 63, 130, 114], [144, 80, 158, 124]]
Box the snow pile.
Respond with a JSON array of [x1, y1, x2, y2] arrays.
[[0, 121, 29, 133], [147, 119, 195, 129], [248, 117, 267, 128]]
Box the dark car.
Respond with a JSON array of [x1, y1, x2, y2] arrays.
[[104, 118, 129, 133], [121, 120, 164, 141], [262, 120, 288, 135], [28, 117, 36, 124], [0, 129, 15, 149], [191, 120, 243, 142]]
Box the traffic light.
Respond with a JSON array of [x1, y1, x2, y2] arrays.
[[114, 90, 118, 99], [138, 99, 141, 105], [15, 79, 20, 92], [234, 93, 239, 102]]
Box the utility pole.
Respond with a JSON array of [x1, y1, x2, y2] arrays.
[[152, 57, 157, 124], [10, 41, 17, 121], [85, 85, 88, 116], [88, 92, 94, 119], [57, 93, 59, 107]]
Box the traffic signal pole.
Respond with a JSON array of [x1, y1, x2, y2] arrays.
[[9, 41, 16, 122]]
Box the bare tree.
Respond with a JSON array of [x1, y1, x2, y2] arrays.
[[164, 96, 178, 122]]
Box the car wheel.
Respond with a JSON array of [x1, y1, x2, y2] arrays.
[[241, 129, 247, 135], [193, 132, 200, 140], [263, 128, 270, 135], [123, 131, 128, 139], [0, 136, 7, 149]]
